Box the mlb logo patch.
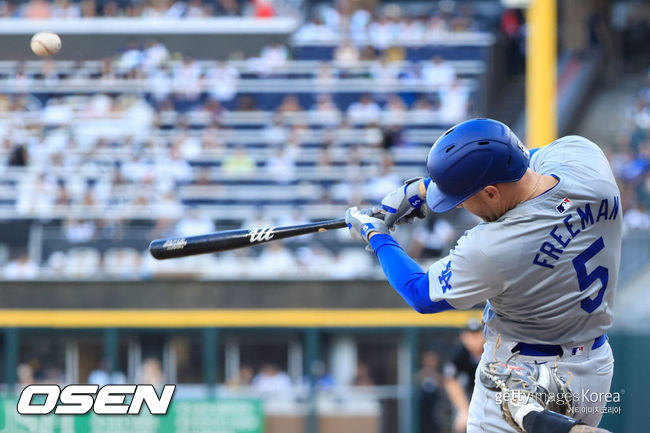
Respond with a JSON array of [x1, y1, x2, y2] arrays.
[[556, 198, 573, 214], [571, 346, 584, 356]]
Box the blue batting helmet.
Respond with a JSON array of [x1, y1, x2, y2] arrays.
[[425, 118, 529, 213]]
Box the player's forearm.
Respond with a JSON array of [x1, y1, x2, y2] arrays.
[[368, 234, 453, 314]]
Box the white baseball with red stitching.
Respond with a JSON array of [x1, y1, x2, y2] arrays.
[[30, 32, 61, 57]]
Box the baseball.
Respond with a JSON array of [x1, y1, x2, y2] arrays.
[[30, 32, 61, 57]]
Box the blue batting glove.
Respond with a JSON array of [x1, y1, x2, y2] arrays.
[[345, 206, 390, 244]]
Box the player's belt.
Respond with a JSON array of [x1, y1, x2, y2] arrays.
[[511, 333, 607, 357]]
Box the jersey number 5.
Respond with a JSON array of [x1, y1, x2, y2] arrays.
[[572, 237, 608, 314]]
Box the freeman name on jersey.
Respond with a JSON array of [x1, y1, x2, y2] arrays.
[[533, 196, 620, 269]]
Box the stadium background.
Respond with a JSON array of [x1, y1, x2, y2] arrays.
[[0, 0, 648, 432]]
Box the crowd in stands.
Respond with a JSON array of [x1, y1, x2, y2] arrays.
[[294, 2, 488, 44], [0, 0, 493, 38], [615, 69, 650, 231], [0, 36, 475, 279], [0, 0, 298, 18]]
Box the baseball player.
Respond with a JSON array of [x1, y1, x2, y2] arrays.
[[345, 118, 621, 433]]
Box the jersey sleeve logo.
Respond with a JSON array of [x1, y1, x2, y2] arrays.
[[556, 197, 573, 214], [438, 260, 452, 293]]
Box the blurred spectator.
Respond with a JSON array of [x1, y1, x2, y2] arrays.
[[206, 61, 239, 103], [142, 40, 170, 73], [65, 219, 96, 243], [251, 364, 292, 393], [307, 360, 335, 389], [265, 147, 295, 183], [353, 361, 375, 386], [175, 207, 216, 237], [258, 42, 288, 73], [7, 143, 28, 166], [24, 0, 52, 18], [137, 357, 164, 387], [364, 154, 401, 202], [255, 242, 296, 277], [368, 15, 398, 51], [227, 365, 255, 387], [310, 94, 340, 125], [236, 95, 258, 111], [421, 55, 456, 87], [294, 17, 337, 43], [334, 40, 360, 67], [252, 0, 275, 18], [370, 55, 400, 85], [263, 114, 289, 144], [222, 145, 256, 177], [117, 41, 142, 76], [444, 319, 484, 433], [347, 94, 381, 124], [277, 94, 302, 115], [88, 359, 127, 386], [418, 351, 445, 433], [383, 94, 408, 125], [624, 204, 650, 230], [173, 57, 202, 110], [409, 216, 456, 259], [4, 252, 39, 280], [439, 79, 470, 124]]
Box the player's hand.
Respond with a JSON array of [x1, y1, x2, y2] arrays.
[[380, 177, 427, 229], [345, 206, 389, 243]]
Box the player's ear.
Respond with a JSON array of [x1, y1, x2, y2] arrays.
[[482, 185, 500, 201]]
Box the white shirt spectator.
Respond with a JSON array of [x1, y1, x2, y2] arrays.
[[175, 211, 216, 237], [255, 243, 296, 278], [310, 94, 340, 125], [117, 45, 143, 75], [65, 220, 96, 243], [400, 18, 424, 42], [425, 16, 449, 39], [173, 59, 202, 99], [439, 80, 470, 124], [410, 97, 438, 124], [350, 9, 371, 42], [252, 366, 292, 393], [142, 41, 169, 73], [260, 43, 289, 69], [624, 206, 650, 231], [51, 0, 80, 17], [42, 98, 73, 127], [265, 148, 295, 183], [294, 19, 337, 43], [148, 67, 172, 104], [369, 18, 398, 50], [4, 255, 39, 280], [421, 56, 456, 87], [347, 96, 381, 124], [206, 62, 239, 102], [263, 117, 289, 145], [370, 58, 400, 85]]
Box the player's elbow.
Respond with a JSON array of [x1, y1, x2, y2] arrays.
[[409, 299, 456, 314], [411, 303, 430, 314]]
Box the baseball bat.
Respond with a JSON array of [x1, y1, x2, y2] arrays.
[[149, 218, 347, 259]]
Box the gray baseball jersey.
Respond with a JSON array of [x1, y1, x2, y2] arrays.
[[427, 136, 622, 345]]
